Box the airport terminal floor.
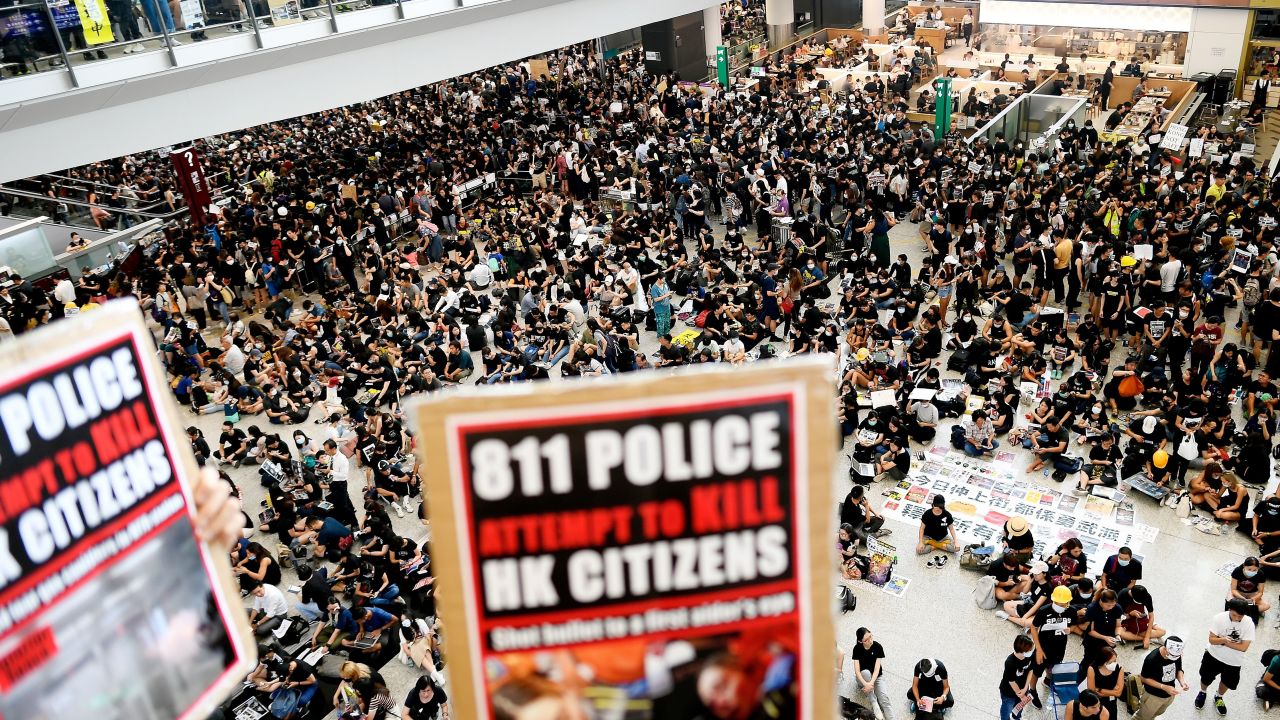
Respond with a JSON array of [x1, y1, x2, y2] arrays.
[[6, 2, 1280, 719]]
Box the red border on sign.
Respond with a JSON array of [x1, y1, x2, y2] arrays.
[[451, 391, 804, 720], [0, 326, 247, 720]]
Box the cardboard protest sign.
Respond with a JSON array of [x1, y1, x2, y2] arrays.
[[409, 359, 836, 720], [0, 301, 253, 719]]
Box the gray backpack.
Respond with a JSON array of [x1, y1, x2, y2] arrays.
[[974, 574, 999, 610]]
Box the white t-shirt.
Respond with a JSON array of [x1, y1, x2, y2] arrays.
[[329, 450, 351, 483], [253, 584, 288, 618], [1206, 610, 1255, 666]]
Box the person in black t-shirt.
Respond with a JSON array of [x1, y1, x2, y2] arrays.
[[999, 561, 1052, 630], [990, 553, 1031, 603], [999, 635, 1036, 720], [1138, 639, 1188, 719], [908, 658, 954, 719], [1032, 586, 1077, 688], [403, 676, 449, 720], [1081, 590, 1124, 681], [874, 437, 911, 484], [1117, 584, 1166, 648], [917, 494, 959, 557], [848, 627, 896, 720]]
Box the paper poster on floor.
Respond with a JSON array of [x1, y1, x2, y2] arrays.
[[879, 446, 1156, 559], [0, 301, 254, 720], [409, 359, 837, 720]]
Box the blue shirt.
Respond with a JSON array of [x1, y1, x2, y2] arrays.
[[316, 517, 351, 547], [360, 607, 395, 632], [331, 607, 358, 634]]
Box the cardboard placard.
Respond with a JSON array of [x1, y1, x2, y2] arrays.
[[408, 360, 837, 720], [0, 301, 254, 718]]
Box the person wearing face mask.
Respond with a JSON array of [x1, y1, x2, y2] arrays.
[[1063, 689, 1110, 720], [907, 658, 954, 719], [999, 634, 1037, 720], [1116, 584, 1166, 648], [1101, 547, 1143, 591], [1137, 636, 1188, 720], [1226, 556, 1270, 618], [1030, 586, 1075, 693], [1085, 647, 1124, 719]]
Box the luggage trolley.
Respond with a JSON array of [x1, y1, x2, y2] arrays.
[[1048, 661, 1080, 720]]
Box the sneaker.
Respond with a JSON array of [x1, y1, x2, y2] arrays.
[[872, 528, 892, 538], [936, 555, 948, 568], [1030, 691, 1043, 710], [391, 502, 405, 518], [995, 610, 1010, 620], [169, 38, 182, 46], [1195, 691, 1206, 709], [926, 557, 937, 568], [1214, 697, 1226, 715]]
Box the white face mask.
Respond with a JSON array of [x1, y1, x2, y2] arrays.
[[1051, 603, 1067, 613], [1105, 662, 1118, 672]]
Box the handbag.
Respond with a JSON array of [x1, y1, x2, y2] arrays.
[[1176, 436, 1198, 461], [781, 296, 795, 315], [1175, 492, 1192, 518], [1117, 374, 1144, 398]]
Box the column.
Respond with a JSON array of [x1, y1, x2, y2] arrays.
[[766, 0, 794, 48], [704, 4, 723, 53], [862, 0, 885, 36]]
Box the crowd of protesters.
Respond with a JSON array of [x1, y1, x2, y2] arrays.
[[4, 23, 1280, 718]]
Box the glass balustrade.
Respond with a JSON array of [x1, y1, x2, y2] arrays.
[[0, 0, 491, 89]]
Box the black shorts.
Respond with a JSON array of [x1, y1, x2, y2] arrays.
[[1033, 650, 1066, 676], [1198, 650, 1241, 690]]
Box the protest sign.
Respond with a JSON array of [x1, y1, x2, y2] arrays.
[[879, 446, 1157, 559], [0, 301, 253, 719], [409, 359, 836, 720]]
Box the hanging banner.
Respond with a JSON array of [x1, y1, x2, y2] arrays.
[[0, 301, 254, 719], [408, 359, 837, 720], [169, 147, 212, 228], [267, 0, 302, 26], [71, 0, 114, 45]]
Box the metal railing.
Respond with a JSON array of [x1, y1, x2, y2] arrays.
[[0, 167, 237, 230], [0, 0, 498, 90]]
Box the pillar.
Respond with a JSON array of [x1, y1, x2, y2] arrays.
[[862, 0, 885, 36], [704, 5, 723, 52], [766, 0, 794, 48]]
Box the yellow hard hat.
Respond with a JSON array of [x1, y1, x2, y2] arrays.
[[1120, 256, 1137, 268], [1152, 449, 1169, 469]]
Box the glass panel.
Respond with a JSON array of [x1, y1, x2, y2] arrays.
[[978, 25, 1186, 68], [0, 1, 70, 77], [0, 227, 58, 278]]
